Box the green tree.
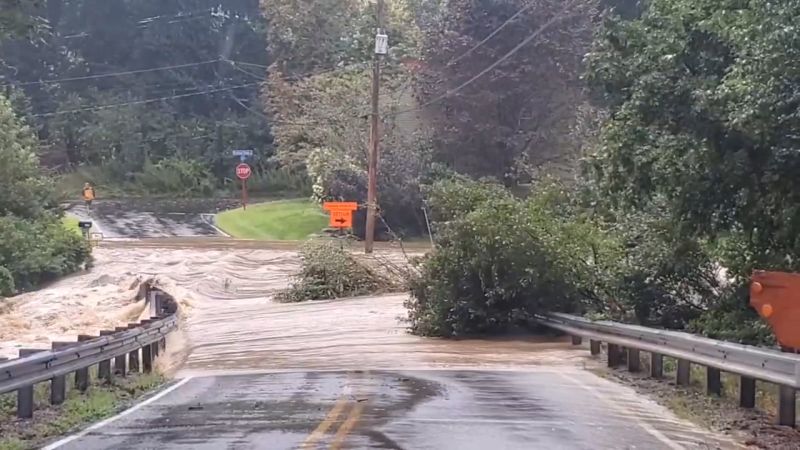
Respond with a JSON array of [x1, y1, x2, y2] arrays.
[[413, 0, 596, 184], [0, 93, 90, 293], [584, 0, 800, 343]]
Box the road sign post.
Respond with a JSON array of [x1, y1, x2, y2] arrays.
[[323, 202, 358, 230], [236, 163, 252, 210]]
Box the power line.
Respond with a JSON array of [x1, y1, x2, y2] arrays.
[[4, 59, 221, 88], [450, 1, 538, 65], [387, 8, 579, 118], [32, 82, 259, 117]]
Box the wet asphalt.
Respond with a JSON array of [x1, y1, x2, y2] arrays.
[[66, 200, 227, 238], [49, 370, 730, 450]]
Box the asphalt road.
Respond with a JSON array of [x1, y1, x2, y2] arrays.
[[67, 200, 227, 238], [47, 370, 733, 450]]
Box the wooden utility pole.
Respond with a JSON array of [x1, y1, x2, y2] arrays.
[[365, 0, 386, 254]]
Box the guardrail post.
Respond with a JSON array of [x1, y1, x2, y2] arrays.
[[142, 343, 153, 373], [17, 348, 44, 419], [590, 340, 601, 356], [149, 291, 162, 319], [778, 386, 796, 427], [98, 330, 115, 383], [127, 323, 140, 373], [607, 344, 622, 367], [706, 367, 722, 396], [571, 336, 582, 346], [114, 327, 128, 376], [50, 342, 74, 405], [75, 335, 94, 391], [677, 359, 691, 386], [627, 348, 640, 372], [740, 377, 756, 408], [650, 353, 663, 378]]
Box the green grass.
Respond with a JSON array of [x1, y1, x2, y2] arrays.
[[61, 215, 81, 236], [216, 199, 328, 240], [0, 372, 164, 450]]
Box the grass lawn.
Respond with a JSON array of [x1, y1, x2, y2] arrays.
[[62, 215, 81, 235], [216, 199, 328, 240]]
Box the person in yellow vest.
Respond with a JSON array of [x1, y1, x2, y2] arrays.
[[82, 182, 96, 209]]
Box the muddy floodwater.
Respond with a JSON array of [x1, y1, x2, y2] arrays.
[[1, 246, 581, 371], [3, 246, 742, 449]]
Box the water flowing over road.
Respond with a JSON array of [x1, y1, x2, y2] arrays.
[[4, 245, 739, 449]]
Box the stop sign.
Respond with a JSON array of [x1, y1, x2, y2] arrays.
[[235, 163, 252, 180]]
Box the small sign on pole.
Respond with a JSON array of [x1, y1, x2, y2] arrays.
[[236, 163, 252, 210], [323, 202, 358, 229], [232, 149, 254, 162], [375, 32, 388, 55]]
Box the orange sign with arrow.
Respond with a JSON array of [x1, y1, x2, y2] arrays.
[[323, 202, 358, 229]]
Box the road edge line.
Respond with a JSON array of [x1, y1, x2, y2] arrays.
[[42, 376, 194, 449]]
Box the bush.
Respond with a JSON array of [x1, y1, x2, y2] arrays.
[[407, 178, 611, 337], [276, 240, 397, 302], [245, 168, 313, 196], [0, 215, 91, 291], [0, 266, 13, 297], [134, 158, 215, 196]]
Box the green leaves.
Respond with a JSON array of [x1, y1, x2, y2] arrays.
[[408, 178, 608, 336], [587, 0, 800, 274]]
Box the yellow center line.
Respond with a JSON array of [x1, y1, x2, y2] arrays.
[[329, 401, 367, 450], [299, 396, 350, 450]]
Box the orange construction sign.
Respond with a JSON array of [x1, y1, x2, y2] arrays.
[[750, 270, 800, 350], [323, 202, 358, 229]]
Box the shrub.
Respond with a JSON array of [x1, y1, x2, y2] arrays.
[[134, 158, 215, 196], [0, 266, 13, 297], [0, 215, 91, 291], [407, 179, 612, 337], [245, 168, 313, 196], [276, 240, 398, 302]]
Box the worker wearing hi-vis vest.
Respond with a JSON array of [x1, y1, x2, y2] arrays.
[[82, 182, 96, 208]]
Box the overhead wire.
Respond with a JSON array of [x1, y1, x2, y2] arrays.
[[32, 82, 259, 117], [3, 59, 222, 88], [384, 7, 580, 118]]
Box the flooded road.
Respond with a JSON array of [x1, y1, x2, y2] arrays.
[[6, 244, 740, 448]]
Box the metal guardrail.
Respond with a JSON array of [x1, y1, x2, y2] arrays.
[[0, 287, 177, 419], [537, 312, 800, 427]]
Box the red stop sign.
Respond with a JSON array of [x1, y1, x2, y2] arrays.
[[235, 163, 252, 180]]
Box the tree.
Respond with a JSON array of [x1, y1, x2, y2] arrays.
[[1, 0, 273, 192], [583, 0, 800, 343], [413, 0, 597, 184], [0, 93, 90, 293], [262, 0, 432, 235], [586, 0, 800, 276]]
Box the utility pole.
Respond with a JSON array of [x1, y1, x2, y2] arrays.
[[365, 0, 386, 254]]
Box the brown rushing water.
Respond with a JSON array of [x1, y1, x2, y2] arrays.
[[2, 245, 741, 448], [1, 246, 581, 372]]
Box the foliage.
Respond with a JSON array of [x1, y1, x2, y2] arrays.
[[407, 178, 612, 336], [413, 0, 597, 184], [0, 266, 13, 297], [1, 0, 272, 192], [245, 168, 312, 195], [586, 0, 800, 276], [0, 214, 91, 291], [0, 95, 58, 218], [0, 0, 44, 41], [276, 240, 397, 302], [584, 0, 800, 343], [263, 0, 433, 236], [0, 94, 91, 292], [134, 158, 215, 196]]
